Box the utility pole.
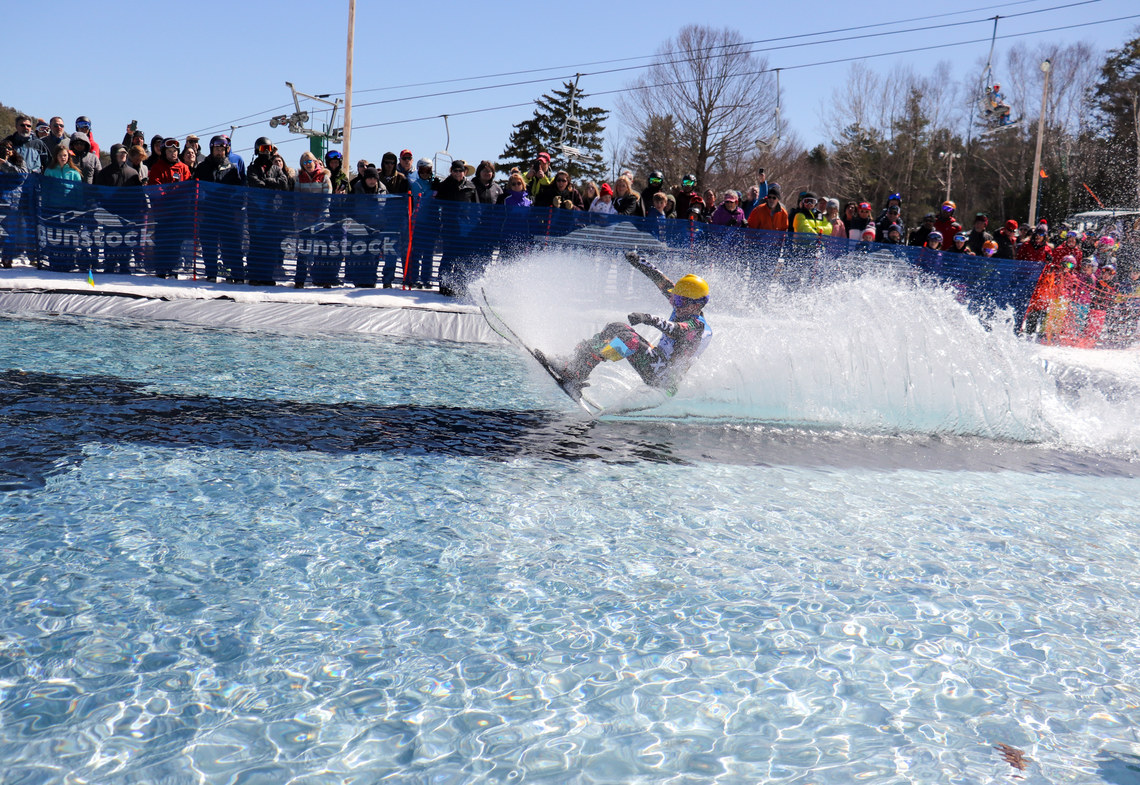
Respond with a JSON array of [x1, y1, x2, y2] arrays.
[[1028, 59, 1052, 226], [939, 151, 962, 202], [343, 0, 356, 165]]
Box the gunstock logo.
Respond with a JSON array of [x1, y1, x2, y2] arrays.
[[37, 214, 153, 251], [281, 234, 399, 258]]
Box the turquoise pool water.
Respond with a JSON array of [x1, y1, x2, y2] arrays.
[[2, 288, 1140, 783]]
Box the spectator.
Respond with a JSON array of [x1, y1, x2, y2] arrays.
[[434, 159, 477, 296], [5, 115, 49, 173], [945, 232, 975, 256], [823, 198, 845, 239], [934, 200, 958, 241], [877, 192, 903, 230], [379, 151, 410, 195], [324, 150, 349, 194], [967, 213, 993, 255], [128, 145, 149, 185], [673, 174, 698, 219], [589, 182, 617, 214], [183, 134, 201, 159], [877, 203, 903, 240], [686, 193, 707, 222], [747, 183, 788, 232], [149, 138, 192, 185], [246, 137, 291, 286], [740, 185, 762, 219], [349, 159, 370, 193], [523, 152, 553, 199], [910, 213, 937, 247], [42, 117, 70, 158], [639, 171, 665, 215], [179, 145, 198, 176], [94, 144, 141, 187], [925, 230, 944, 250], [846, 201, 874, 241], [396, 149, 415, 181], [1053, 231, 1083, 268], [503, 171, 532, 207], [0, 139, 26, 174], [1067, 256, 1098, 340], [536, 170, 583, 209], [665, 193, 677, 219], [406, 158, 441, 290], [1019, 225, 1056, 337], [195, 135, 245, 283], [351, 165, 385, 195], [273, 153, 295, 191], [34, 119, 49, 141], [145, 135, 164, 171], [196, 136, 244, 186], [73, 116, 100, 158], [702, 189, 717, 213], [612, 175, 641, 215], [995, 219, 1018, 259], [580, 180, 599, 212], [649, 190, 670, 218], [710, 190, 745, 227], [293, 151, 333, 288], [789, 192, 831, 235], [883, 224, 904, 245], [121, 126, 147, 151], [472, 160, 501, 204]]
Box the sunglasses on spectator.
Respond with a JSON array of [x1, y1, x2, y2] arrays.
[[51, 122, 65, 129], [18, 122, 32, 129], [400, 153, 413, 159], [555, 177, 568, 183], [766, 194, 778, 200], [302, 160, 315, 166], [510, 180, 524, 187]]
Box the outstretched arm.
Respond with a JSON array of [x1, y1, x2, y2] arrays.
[[625, 251, 674, 296]]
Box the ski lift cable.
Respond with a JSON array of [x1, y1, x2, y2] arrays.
[[173, 0, 1105, 140], [348, 11, 1140, 134], [342, 1, 1107, 116], [335, 0, 1085, 100]]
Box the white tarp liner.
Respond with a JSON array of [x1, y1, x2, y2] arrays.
[[0, 270, 504, 344]]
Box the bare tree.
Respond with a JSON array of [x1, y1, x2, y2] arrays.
[[619, 25, 777, 191]]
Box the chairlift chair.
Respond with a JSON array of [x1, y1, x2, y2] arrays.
[[433, 115, 453, 175]]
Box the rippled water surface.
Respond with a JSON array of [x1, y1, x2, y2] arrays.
[[2, 312, 1140, 784]]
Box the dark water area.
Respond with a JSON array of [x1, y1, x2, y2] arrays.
[[3, 369, 1137, 492]]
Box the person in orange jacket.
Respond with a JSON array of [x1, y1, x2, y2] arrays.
[[746, 182, 789, 232]]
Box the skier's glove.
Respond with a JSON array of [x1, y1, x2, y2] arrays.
[[627, 312, 651, 326], [625, 251, 643, 265]]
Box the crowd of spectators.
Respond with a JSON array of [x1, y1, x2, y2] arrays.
[[3, 114, 1140, 344]]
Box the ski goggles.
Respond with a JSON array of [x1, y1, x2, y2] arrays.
[[75, 121, 91, 132], [648, 176, 663, 185], [256, 142, 275, 155], [671, 294, 706, 308], [325, 150, 342, 160]]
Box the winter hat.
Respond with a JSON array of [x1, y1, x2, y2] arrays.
[[1005, 219, 1018, 231], [862, 227, 877, 240], [599, 183, 613, 196]]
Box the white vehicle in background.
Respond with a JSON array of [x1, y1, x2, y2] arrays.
[[1063, 208, 1140, 236]]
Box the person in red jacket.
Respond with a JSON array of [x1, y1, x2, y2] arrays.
[[1020, 225, 1057, 337], [933, 200, 959, 240], [148, 138, 194, 278], [149, 137, 192, 185], [1052, 231, 1083, 268]]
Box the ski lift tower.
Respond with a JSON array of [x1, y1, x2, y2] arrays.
[[268, 82, 344, 158]]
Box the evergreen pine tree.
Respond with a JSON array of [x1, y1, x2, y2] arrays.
[[501, 81, 608, 182]]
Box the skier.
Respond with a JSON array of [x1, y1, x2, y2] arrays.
[[539, 252, 712, 398]]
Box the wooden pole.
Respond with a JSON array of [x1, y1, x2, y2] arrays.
[[343, 0, 355, 164], [1028, 59, 1051, 226]]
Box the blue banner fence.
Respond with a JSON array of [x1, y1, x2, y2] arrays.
[[0, 173, 1044, 321]]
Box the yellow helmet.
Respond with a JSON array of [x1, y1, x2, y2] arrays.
[[669, 274, 709, 300]]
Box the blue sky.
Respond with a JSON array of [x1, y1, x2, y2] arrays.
[[5, 0, 1138, 169]]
